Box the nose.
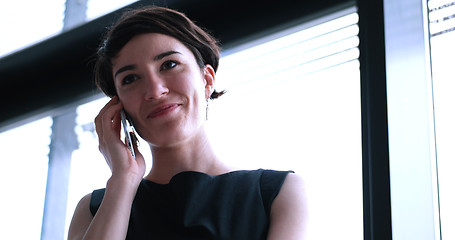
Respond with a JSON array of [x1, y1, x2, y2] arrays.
[[144, 75, 169, 100]]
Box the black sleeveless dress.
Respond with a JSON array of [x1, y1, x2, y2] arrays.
[[90, 169, 291, 240]]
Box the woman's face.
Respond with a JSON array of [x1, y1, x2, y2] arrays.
[[112, 33, 215, 147]]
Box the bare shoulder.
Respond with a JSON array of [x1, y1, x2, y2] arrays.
[[267, 173, 308, 240], [275, 173, 306, 209], [281, 172, 305, 191], [67, 193, 94, 240]]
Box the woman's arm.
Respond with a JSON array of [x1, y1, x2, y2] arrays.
[[67, 177, 140, 240], [67, 194, 93, 240], [67, 97, 146, 240], [267, 173, 308, 240]]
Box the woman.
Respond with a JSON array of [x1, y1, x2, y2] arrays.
[[68, 6, 306, 240]]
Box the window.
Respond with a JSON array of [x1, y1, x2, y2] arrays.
[[0, 117, 51, 239], [384, 0, 451, 238], [0, 0, 65, 57], [87, 0, 138, 20], [0, 0, 137, 58], [428, 0, 455, 239], [66, 6, 363, 239], [0, 1, 143, 239]]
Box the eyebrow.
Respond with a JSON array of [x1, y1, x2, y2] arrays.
[[114, 65, 136, 78], [114, 50, 182, 78], [153, 50, 182, 61]]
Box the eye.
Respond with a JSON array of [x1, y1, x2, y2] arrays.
[[122, 74, 139, 85], [160, 60, 178, 71]]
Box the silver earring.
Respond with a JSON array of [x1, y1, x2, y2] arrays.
[[206, 99, 209, 120]]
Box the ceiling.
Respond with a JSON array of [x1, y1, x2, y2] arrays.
[[0, 0, 352, 131]]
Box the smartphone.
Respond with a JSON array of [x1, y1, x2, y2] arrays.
[[120, 109, 136, 159]]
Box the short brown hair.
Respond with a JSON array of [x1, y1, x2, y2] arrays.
[[94, 6, 224, 99]]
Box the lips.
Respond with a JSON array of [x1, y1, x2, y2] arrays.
[[147, 103, 181, 119]]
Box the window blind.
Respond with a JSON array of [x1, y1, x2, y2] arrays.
[[428, 0, 455, 37], [216, 9, 359, 92]]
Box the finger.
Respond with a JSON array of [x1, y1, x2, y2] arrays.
[[111, 108, 122, 134], [94, 96, 119, 138], [96, 96, 119, 120], [99, 100, 123, 139], [95, 98, 124, 156], [131, 133, 146, 171]]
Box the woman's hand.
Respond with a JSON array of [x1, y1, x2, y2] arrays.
[[94, 96, 146, 187], [68, 96, 146, 240]]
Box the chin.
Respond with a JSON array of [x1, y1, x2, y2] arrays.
[[143, 127, 194, 148], [138, 116, 205, 147]]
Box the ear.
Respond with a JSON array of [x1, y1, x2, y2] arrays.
[[203, 64, 216, 99]]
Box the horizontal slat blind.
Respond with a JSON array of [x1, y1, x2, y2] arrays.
[[216, 10, 359, 92], [428, 0, 455, 37]]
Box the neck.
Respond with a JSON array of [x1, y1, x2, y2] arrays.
[[144, 128, 231, 184]]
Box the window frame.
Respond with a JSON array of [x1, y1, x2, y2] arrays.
[[358, 0, 442, 239], [357, 0, 392, 238]]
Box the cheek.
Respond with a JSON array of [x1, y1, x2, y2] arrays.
[[118, 91, 141, 119], [175, 79, 206, 120], [188, 81, 207, 108], [118, 91, 134, 106], [175, 74, 205, 100]]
